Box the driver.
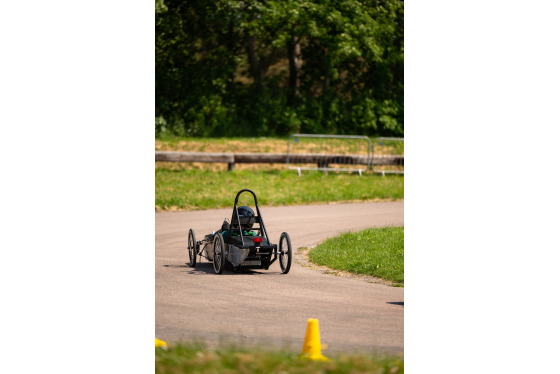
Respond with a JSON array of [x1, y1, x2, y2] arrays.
[[220, 206, 256, 241]]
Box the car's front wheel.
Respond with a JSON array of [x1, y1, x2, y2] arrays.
[[188, 228, 197, 267], [279, 232, 292, 274], [213, 233, 226, 274]]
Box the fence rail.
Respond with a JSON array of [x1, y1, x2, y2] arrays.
[[156, 135, 404, 175], [155, 151, 234, 163]]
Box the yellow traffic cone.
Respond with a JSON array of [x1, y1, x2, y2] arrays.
[[155, 338, 167, 349], [300, 318, 329, 361]]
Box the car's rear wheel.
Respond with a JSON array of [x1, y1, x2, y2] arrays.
[[279, 232, 292, 274], [188, 228, 197, 267], [213, 233, 226, 274]]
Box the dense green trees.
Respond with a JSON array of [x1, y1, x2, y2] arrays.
[[155, 0, 403, 137]]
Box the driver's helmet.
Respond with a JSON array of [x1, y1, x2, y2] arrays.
[[237, 206, 255, 228]]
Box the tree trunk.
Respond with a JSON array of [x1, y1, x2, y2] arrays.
[[287, 35, 302, 105], [246, 35, 265, 92], [225, 19, 236, 93]]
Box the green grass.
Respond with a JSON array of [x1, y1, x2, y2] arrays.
[[155, 168, 403, 210], [155, 342, 404, 374], [308, 227, 404, 285]]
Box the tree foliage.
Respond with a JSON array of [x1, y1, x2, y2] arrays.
[[155, 0, 404, 137]]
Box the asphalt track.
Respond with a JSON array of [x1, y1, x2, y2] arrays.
[[155, 201, 404, 354]]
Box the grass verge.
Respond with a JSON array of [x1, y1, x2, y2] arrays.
[[155, 342, 404, 374], [155, 136, 403, 211], [155, 168, 403, 211], [308, 227, 404, 285]]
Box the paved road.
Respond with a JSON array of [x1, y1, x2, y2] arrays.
[[155, 201, 404, 354]]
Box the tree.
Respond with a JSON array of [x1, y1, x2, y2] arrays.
[[155, 0, 404, 137]]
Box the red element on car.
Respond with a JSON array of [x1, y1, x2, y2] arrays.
[[253, 237, 263, 243]]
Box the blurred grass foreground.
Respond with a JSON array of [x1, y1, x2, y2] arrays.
[[155, 342, 404, 374]]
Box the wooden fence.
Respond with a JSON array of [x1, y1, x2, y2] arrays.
[[155, 151, 403, 171]]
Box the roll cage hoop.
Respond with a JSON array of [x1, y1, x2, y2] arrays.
[[229, 189, 271, 245]]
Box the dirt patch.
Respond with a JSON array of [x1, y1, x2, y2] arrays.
[[295, 247, 401, 287], [155, 161, 288, 172], [155, 139, 288, 153]]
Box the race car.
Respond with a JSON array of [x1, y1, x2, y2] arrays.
[[187, 189, 292, 274]]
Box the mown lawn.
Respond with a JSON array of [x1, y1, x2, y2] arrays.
[[155, 136, 403, 210], [155, 168, 403, 211], [309, 227, 404, 285]]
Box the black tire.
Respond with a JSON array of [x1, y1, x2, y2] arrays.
[[213, 233, 226, 274], [188, 228, 197, 267], [279, 232, 292, 274]]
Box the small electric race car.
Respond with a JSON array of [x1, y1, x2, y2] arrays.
[[187, 189, 292, 274]]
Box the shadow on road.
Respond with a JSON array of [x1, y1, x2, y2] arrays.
[[164, 262, 278, 276], [387, 301, 404, 307], [163, 262, 217, 275]]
